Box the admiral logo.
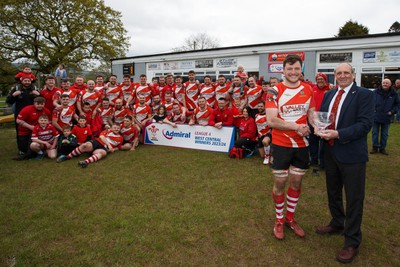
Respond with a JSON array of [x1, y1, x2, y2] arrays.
[[162, 130, 191, 140]]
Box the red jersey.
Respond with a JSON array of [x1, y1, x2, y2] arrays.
[[199, 84, 216, 107], [120, 123, 139, 143], [266, 82, 315, 148], [193, 106, 214, 125], [184, 82, 199, 110], [231, 106, 243, 128], [40, 87, 60, 112], [133, 84, 153, 105], [104, 85, 122, 105], [81, 110, 93, 126], [254, 112, 270, 137], [69, 83, 87, 92], [161, 83, 175, 100], [213, 107, 233, 126], [312, 84, 330, 111], [78, 90, 102, 111], [133, 104, 152, 124], [17, 105, 51, 136], [167, 106, 186, 124], [113, 107, 131, 124], [214, 83, 231, 103], [162, 100, 174, 116], [71, 125, 92, 144], [97, 129, 123, 149], [239, 117, 257, 141], [31, 123, 59, 145], [52, 105, 76, 130], [245, 85, 263, 109]]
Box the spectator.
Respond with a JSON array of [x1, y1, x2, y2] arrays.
[[54, 64, 67, 87], [234, 106, 257, 156], [235, 65, 248, 84], [57, 125, 78, 161], [15, 65, 36, 83]]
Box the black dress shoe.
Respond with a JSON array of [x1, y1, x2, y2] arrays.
[[315, 225, 344, 235], [379, 148, 388, 155], [336, 246, 359, 263]]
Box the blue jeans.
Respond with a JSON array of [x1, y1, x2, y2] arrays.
[[372, 122, 390, 149]]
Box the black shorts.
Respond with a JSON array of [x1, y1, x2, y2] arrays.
[[271, 144, 309, 170], [89, 140, 108, 151], [256, 133, 272, 148]]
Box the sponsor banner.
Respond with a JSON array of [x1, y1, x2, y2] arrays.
[[216, 58, 237, 68], [195, 59, 214, 68], [269, 51, 305, 62], [319, 53, 352, 63], [268, 63, 283, 73], [363, 50, 400, 63], [179, 61, 195, 69], [163, 62, 179, 70], [147, 63, 161, 70], [144, 123, 235, 153]]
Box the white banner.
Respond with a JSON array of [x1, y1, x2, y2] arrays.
[[144, 123, 235, 153]]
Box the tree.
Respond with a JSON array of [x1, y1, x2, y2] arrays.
[[336, 20, 369, 37], [0, 0, 129, 74], [0, 61, 19, 96], [388, 21, 400, 33], [172, 32, 220, 52]]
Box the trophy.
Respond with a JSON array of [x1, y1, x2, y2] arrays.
[[312, 111, 334, 133]]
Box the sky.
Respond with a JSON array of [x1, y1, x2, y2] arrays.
[[104, 0, 399, 57]]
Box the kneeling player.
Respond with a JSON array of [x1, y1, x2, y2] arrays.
[[120, 115, 139, 151], [30, 115, 59, 160], [59, 122, 123, 167]]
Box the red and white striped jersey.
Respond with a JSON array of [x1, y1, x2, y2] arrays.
[[168, 108, 186, 124], [199, 84, 216, 107], [52, 105, 76, 129], [174, 85, 186, 106], [94, 84, 105, 95], [120, 123, 139, 143], [113, 107, 131, 124], [193, 106, 214, 125], [184, 82, 199, 110], [162, 100, 174, 116], [104, 86, 122, 105], [254, 113, 270, 137], [215, 84, 230, 102], [133, 84, 153, 105], [265, 82, 315, 148], [245, 85, 263, 109], [97, 129, 123, 149], [78, 90, 101, 111], [133, 104, 152, 123], [53, 89, 79, 107], [120, 83, 136, 104], [31, 124, 59, 144], [98, 106, 114, 124]]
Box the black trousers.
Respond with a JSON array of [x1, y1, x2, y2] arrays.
[[235, 138, 256, 152], [324, 143, 366, 248]]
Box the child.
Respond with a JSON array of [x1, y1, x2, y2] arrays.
[[120, 115, 139, 151], [30, 115, 59, 160], [56, 125, 78, 162], [15, 65, 36, 83], [71, 115, 92, 145], [58, 122, 123, 168], [231, 97, 244, 140]]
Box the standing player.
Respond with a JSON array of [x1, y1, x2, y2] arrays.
[[59, 122, 123, 168], [98, 97, 114, 129], [265, 54, 315, 240], [174, 76, 187, 108], [184, 70, 199, 111], [120, 74, 136, 106], [214, 75, 231, 105], [199, 75, 216, 108], [53, 79, 79, 109], [242, 77, 263, 117], [52, 94, 78, 133], [132, 95, 152, 128], [126, 74, 153, 106], [76, 80, 102, 114], [113, 98, 131, 124], [104, 75, 122, 107]]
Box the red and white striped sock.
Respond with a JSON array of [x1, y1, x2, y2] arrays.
[[85, 155, 99, 164], [286, 187, 301, 221], [67, 147, 82, 159], [272, 192, 285, 223]]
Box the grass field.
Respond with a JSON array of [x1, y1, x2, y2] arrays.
[[1, 124, 399, 266]]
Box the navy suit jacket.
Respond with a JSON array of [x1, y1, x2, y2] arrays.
[[320, 83, 374, 164]]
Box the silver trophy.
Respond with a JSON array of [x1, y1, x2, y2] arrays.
[[312, 111, 333, 133]]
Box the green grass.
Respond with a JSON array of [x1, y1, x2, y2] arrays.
[[1, 124, 399, 266]]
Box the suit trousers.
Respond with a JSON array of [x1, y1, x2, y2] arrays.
[[324, 142, 366, 248]]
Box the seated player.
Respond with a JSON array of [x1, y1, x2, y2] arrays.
[[71, 115, 93, 145], [212, 97, 233, 129], [30, 115, 59, 160], [59, 122, 123, 168], [57, 125, 78, 161], [189, 96, 215, 126], [165, 103, 187, 125], [52, 94, 78, 133], [98, 97, 114, 129], [120, 115, 140, 151]]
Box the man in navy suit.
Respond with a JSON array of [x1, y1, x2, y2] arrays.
[[315, 63, 374, 264]]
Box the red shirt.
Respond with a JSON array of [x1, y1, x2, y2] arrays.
[[212, 107, 233, 126], [40, 87, 61, 112], [31, 123, 59, 145], [312, 84, 330, 111], [71, 125, 92, 144], [239, 117, 257, 141], [17, 105, 51, 136]]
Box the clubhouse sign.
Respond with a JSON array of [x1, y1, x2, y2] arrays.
[[144, 123, 235, 153]]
